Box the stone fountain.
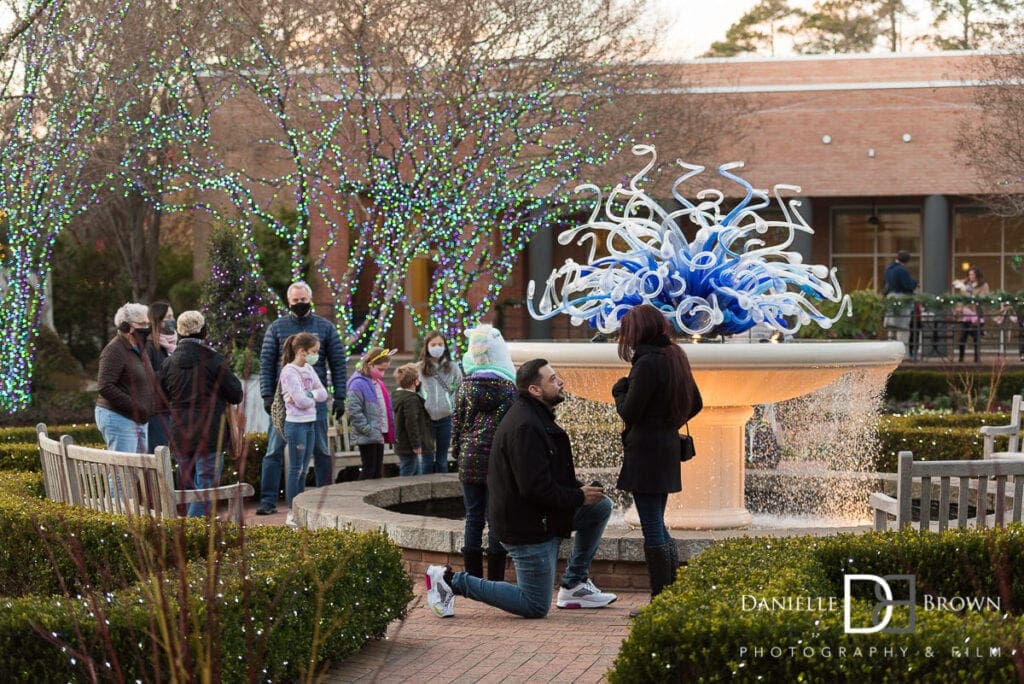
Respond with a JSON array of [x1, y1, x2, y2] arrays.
[[517, 146, 903, 529]]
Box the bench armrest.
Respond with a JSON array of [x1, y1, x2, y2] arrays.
[[980, 425, 1018, 437], [869, 492, 898, 531], [868, 492, 897, 514]]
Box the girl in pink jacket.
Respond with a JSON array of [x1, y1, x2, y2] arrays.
[[279, 332, 329, 521]]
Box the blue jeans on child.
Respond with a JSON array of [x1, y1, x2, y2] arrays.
[[449, 496, 613, 618], [284, 420, 316, 507], [261, 402, 332, 507], [398, 453, 423, 476], [421, 416, 452, 473], [462, 482, 503, 555]]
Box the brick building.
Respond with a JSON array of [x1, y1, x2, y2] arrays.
[[205, 51, 1017, 348], [518, 50, 1019, 341]]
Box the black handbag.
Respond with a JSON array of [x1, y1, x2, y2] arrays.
[[679, 423, 695, 462]]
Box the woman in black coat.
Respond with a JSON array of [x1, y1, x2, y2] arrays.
[[612, 304, 702, 603]]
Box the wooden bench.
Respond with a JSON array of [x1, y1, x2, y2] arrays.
[[47, 435, 253, 523], [869, 450, 1024, 531], [323, 412, 398, 480], [980, 394, 1022, 457], [36, 423, 71, 503]]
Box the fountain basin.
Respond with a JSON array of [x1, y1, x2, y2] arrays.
[[507, 340, 904, 529], [292, 470, 888, 590]]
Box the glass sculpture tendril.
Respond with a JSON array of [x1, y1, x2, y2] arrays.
[[527, 145, 851, 337]]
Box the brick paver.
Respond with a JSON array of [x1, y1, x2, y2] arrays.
[[323, 578, 646, 682], [242, 500, 646, 682]]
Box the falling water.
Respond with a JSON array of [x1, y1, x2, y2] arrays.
[[559, 363, 894, 528]]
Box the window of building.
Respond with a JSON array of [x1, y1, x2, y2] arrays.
[[953, 209, 1024, 292], [831, 208, 920, 292]]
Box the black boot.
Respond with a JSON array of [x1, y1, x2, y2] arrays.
[[486, 550, 507, 581], [630, 543, 675, 618], [461, 547, 484, 578], [666, 540, 680, 577]]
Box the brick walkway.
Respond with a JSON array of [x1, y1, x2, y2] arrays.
[[242, 501, 646, 682], [323, 581, 646, 683]]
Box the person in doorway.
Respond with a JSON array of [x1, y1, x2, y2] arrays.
[[450, 324, 518, 580], [612, 304, 702, 615], [256, 281, 347, 515], [416, 331, 462, 474], [882, 250, 919, 359], [425, 358, 617, 619], [953, 266, 990, 363]]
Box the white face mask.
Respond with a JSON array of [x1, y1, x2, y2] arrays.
[[428, 345, 445, 359]]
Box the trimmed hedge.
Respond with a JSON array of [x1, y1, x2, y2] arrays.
[[875, 412, 1014, 471], [610, 528, 1024, 682], [0, 471, 412, 682], [886, 369, 1024, 404]]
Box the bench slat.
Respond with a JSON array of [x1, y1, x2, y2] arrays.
[[871, 449, 1024, 531]]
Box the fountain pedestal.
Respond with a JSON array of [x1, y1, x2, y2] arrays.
[[508, 340, 904, 530]]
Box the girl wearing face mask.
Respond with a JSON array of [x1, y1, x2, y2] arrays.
[[416, 331, 463, 474], [345, 346, 396, 480], [145, 301, 176, 452], [279, 333, 329, 523]]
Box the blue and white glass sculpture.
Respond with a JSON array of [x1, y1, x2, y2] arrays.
[[528, 145, 851, 336]]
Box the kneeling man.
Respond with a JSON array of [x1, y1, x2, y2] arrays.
[[426, 358, 616, 618]]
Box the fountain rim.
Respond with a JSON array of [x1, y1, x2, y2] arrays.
[[507, 339, 905, 370]]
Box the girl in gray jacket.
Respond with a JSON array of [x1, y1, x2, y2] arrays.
[[416, 331, 463, 474]]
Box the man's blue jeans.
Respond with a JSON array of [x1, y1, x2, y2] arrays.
[[632, 492, 671, 546], [449, 496, 613, 618], [261, 402, 331, 506], [184, 452, 224, 518], [422, 416, 452, 473], [95, 405, 148, 453]]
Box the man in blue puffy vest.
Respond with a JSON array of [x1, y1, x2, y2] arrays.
[[256, 281, 347, 515]]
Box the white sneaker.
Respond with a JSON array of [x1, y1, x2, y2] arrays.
[[556, 578, 617, 609], [285, 512, 297, 528], [425, 565, 455, 617]]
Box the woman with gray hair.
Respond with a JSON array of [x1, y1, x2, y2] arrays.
[[95, 302, 157, 452]]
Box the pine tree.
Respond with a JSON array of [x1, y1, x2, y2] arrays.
[[201, 224, 271, 377]]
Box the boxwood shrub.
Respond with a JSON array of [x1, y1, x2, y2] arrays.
[[0, 471, 412, 682], [611, 528, 1024, 682], [875, 412, 1015, 471]]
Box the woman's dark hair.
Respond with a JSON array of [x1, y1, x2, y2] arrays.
[[281, 332, 319, 366], [968, 267, 985, 285], [147, 301, 171, 335], [617, 304, 692, 421], [419, 331, 452, 377]]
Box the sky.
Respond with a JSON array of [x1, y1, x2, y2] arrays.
[[652, 0, 934, 60]]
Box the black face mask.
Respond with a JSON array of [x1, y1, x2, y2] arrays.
[[290, 302, 312, 318], [163, 318, 176, 334], [134, 327, 151, 340]]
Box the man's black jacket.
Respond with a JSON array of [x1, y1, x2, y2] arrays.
[[487, 394, 584, 545]]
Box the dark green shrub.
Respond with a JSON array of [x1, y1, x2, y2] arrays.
[[610, 529, 1024, 682], [0, 471, 411, 682], [797, 289, 886, 340], [886, 369, 1024, 404]]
